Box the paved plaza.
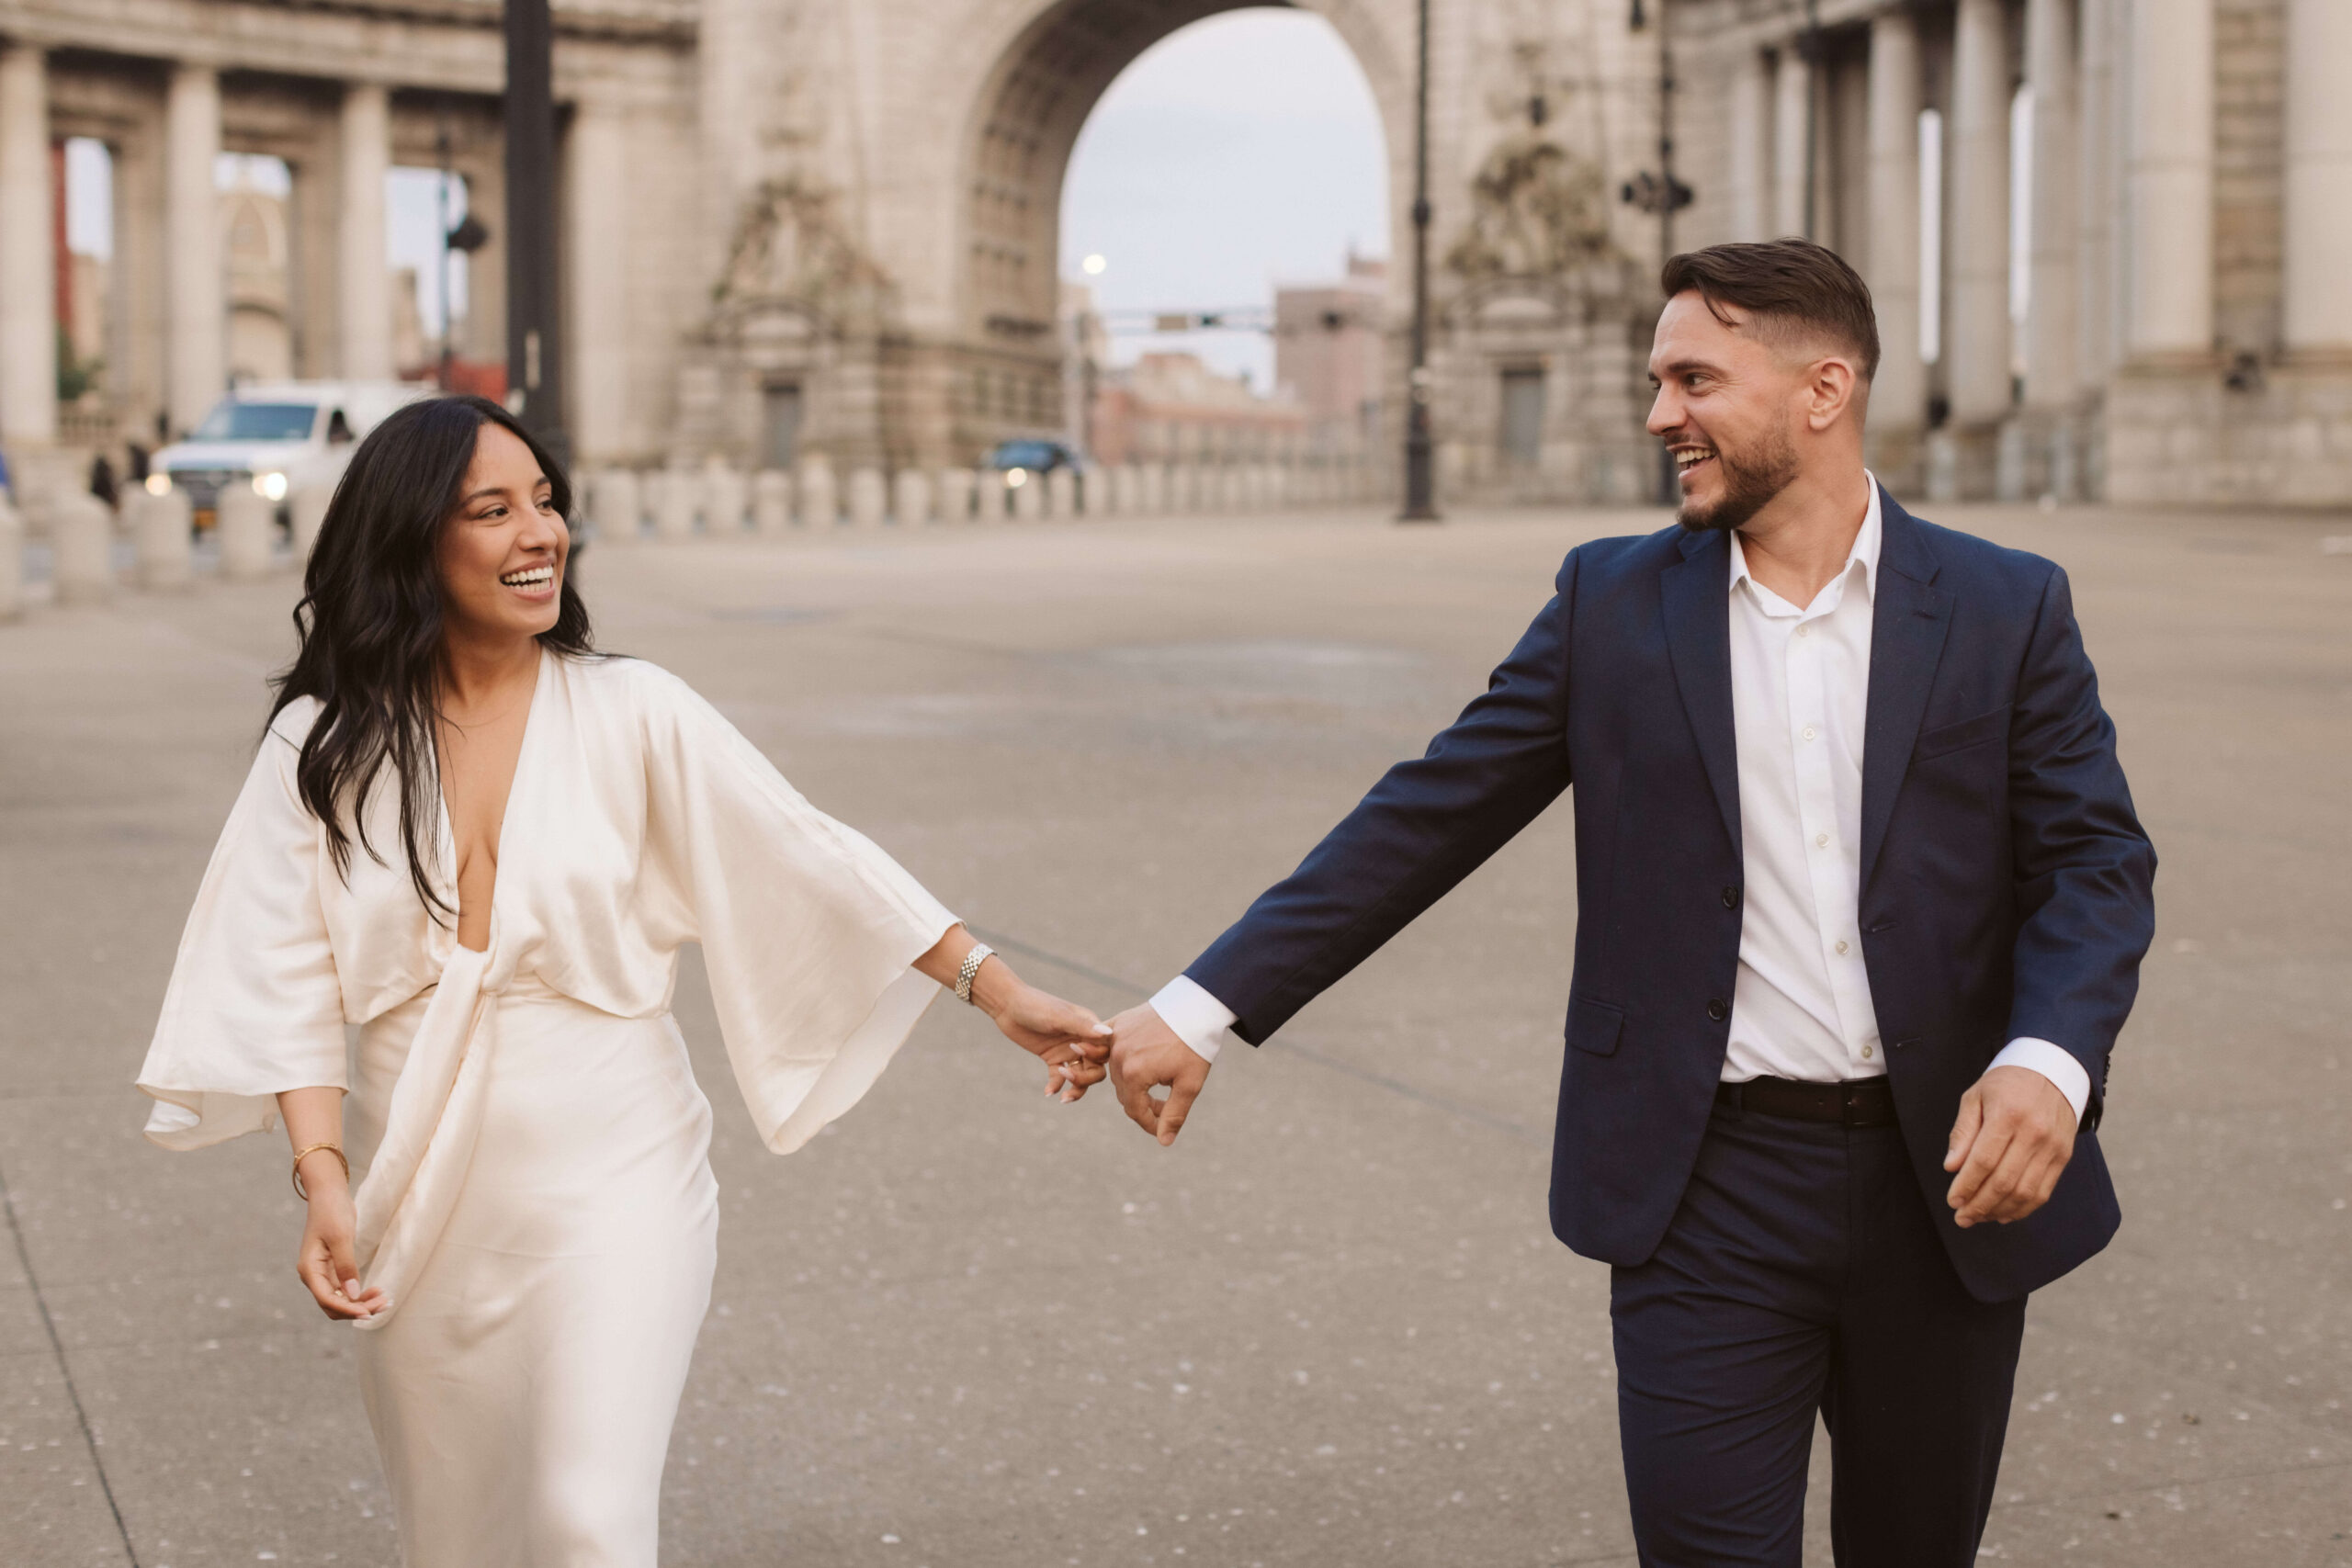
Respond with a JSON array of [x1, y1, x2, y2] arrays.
[[2, 501, 2347, 1567]]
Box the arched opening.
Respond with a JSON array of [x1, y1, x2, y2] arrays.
[[947, 0, 1406, 470]]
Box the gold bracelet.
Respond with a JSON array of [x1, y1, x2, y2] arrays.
[[291, 1142, 349, 1201]]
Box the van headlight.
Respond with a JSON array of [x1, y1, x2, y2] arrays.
[[144, 473, 172, 496], [253, 470, 289, 502], [1005, 468, 1028, 488]]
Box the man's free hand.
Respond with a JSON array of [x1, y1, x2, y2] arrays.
[[1106, 1004, 1213, 1146], [1943, 1064, 2078, 1228]]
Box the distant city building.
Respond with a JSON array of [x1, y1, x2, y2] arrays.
[[1088, 351, 1305, 467], [1273, 254, 1385, 457]]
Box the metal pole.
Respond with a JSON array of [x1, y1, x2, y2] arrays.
[[1399, 0, 1439, 522], [503, 0, 568, 469], [1657, 0, 1681, 505], [436, 115, 455, 391], [1801, 0, 1821, 241]]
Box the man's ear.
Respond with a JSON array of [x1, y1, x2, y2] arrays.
[[1804, 355, 1861, 432]]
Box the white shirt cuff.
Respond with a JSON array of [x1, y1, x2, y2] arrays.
[[1989, 1037, 2092, 1124], [1148, 976, 1243, 1066]]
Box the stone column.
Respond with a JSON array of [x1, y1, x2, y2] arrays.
[[1865, 10, 1926, 478], [2023, 0, 2078, 414], [1728, 51, 1770, 242], [1946, 0, 2012, 431], [166, 65, 224, 436], [565, 93, 630, 461], [2120, 0, 2212, 360], [0, 45, 56, 456], [1772, 44, 1812, 238], [338, 84, 392, 381], [2283, 0, 2352, 354], [2075, 0, 2118, 386]]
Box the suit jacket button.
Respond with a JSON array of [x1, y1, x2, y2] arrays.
[[1706, 998, 1728, 1022], [1721, 886, 1740, 909]]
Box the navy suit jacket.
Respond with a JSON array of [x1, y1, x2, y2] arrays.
[[1186, 491, 2156, 1303]]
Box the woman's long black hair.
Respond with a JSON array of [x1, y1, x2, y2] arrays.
[[266, 394, 595, 918]]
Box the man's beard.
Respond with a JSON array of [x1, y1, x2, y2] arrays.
[[1676, 419, 1800, 534]]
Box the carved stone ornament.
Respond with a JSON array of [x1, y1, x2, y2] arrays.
[[1445, 133, 1617, 283], [713, 176, 896, 329]]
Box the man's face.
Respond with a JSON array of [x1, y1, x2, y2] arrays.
[[1645, 292, 1804, 534]]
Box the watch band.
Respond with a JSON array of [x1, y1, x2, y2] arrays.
[[954, 942, 994, 1006]]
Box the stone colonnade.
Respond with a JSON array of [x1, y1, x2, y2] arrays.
[[1710, 0, 2352, 502], [0, 30, 511, 519]]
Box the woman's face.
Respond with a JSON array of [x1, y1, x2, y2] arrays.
[[435, 422, 568, 645]]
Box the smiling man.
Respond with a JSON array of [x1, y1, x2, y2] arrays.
[[1105, 240, 2156, 1565]]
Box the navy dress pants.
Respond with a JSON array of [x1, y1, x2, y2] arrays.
[[1610, 1100, 2028, 1568]]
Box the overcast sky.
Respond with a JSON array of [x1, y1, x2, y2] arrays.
[[64, 7, 1386, 387], [1061, 8, 1389, 389]]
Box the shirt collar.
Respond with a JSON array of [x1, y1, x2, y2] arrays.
[[1726, 470, 1883, 606]]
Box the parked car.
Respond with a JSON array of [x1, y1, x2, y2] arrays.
[[980, 438, 1085, 480], [153, 381, 433, 526]]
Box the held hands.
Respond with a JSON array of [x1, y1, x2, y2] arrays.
[[1105, 1003, 1212, 1145], [970, 960, 1114, 1103], [1943, 1064, 2078, 1228], [293, 1155, 388, 1321]]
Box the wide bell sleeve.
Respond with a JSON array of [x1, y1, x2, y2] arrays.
[[634, 665, 958, 1155], [136, 706, 348, 1150]]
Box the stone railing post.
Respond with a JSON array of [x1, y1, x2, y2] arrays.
[[216, 484, 276, 581], [52, 491, 117, 604], [1140, 462, 1167, 515], [892, 468, 932, 525], [0, 493, 22, 620], [1012, 469, 1046, 522], [702, 459, 746, 535], [288, 483, 332, 560], [797, 456, 837, 527], [847, 467, 887, 527], [591, 468, 642, 540], [653, 468, 698, 541], [752, 469, 792, 535], [134, 484, 195, 591], [1046, 466, 1077, 520], [936, 468, 975, 524]]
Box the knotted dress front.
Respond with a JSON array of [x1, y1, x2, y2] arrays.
[[135, 650, 957, 1566]]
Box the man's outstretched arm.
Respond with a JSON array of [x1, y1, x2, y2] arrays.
[[1109, 556, 1582, 1144]]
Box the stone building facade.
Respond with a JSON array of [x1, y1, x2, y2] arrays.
[[0, 0, 2343, 511]]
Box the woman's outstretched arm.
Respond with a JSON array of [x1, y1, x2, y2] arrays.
[[911, 925, 1113, 1102]]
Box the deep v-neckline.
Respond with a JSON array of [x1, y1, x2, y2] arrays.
[[435, 648, 548, 954]]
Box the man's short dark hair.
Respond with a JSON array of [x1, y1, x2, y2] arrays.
[[1660, 239, 1882, 380]]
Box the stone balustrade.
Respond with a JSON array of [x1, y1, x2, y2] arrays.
[[0, 455, 1395, 625]]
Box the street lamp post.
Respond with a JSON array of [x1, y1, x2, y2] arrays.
[[1398, 0, 1439, 523], [503, 0, 568, 469]]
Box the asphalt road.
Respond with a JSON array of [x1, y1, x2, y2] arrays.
[[2, 500, 2346, 1567]]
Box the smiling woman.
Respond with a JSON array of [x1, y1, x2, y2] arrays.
[[131, 395, 1115, 1566]]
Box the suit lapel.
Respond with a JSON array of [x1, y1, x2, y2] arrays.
[[1860, 492, 1951, 890], [1660, 530, 1742, 856]]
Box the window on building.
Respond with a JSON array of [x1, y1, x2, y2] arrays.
[[763, 382, 803, 470], [1500, 367, 1545, 468]]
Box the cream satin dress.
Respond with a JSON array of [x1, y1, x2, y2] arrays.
[[135, 650, 957, 1566]]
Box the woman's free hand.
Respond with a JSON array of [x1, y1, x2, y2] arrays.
[[294, 1164, 389, 1321]]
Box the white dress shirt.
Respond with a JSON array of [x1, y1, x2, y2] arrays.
[[1150, 474, 2088, 1122]]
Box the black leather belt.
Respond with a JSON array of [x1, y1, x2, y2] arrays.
[[1716, 1075, 1898, 1128]]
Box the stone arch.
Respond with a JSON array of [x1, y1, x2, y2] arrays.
[[930, 0, 1410, 461]]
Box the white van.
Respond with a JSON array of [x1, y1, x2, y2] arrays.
[[153, 381, 433, 525]]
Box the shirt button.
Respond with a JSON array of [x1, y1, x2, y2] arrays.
[[1796, 625, 1810, 637], [1815, 832, 1829, 848], [1835, 940, 1849, 955], [1802, 726, 1817, 740], [1862, 1044, 1875, 1060], [1706, 998, 1728, 1022]]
